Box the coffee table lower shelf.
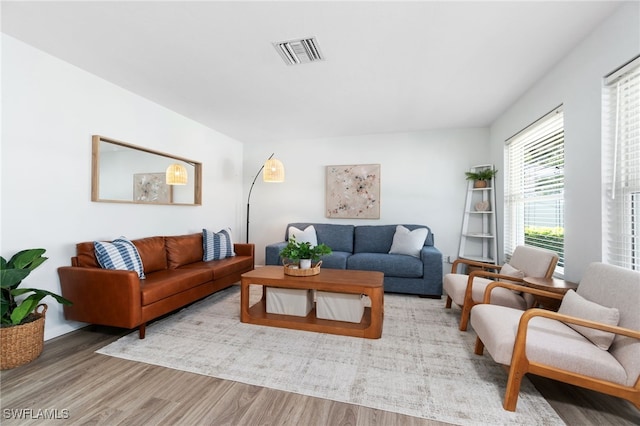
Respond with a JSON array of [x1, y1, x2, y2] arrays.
[[245, 298, 375, 338], [240, 266, 384, 339]]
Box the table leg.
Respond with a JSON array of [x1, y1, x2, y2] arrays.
[[240, 278, 250, 323], [365, 287, 384, 338]]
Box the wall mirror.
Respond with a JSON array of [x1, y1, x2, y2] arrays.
[[91, 135, 202, 205]]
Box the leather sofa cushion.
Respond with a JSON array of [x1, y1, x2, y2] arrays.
[[133, 236, 167, 274], [76, 241, 100, 267], [166, 233, 203, 269], [348, 253, 423, 278], [141, 268, 212, 305], [180, 255, 254, 280]]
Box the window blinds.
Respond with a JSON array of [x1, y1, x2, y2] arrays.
[[505, 107, 565, 270], [603, 57, 640, 270]]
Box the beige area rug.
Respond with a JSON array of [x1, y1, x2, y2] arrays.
[[97, 286, 564, 426]]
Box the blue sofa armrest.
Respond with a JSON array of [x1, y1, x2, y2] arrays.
[[421, 245, 443, 284], [265, 242, 288, 265]]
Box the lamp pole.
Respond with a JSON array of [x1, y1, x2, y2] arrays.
[[246, 153, 274, 244]]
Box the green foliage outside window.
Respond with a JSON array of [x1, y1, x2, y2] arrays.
[[524, 226, 564, 268]]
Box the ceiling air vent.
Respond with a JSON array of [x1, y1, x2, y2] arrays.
[[274, 37, 324, 66]]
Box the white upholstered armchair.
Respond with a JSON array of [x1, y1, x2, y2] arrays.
[[470, 262, 640, 411], [444, 245, 559, 331]]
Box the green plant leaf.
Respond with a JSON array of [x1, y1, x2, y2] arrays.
[[10, 294, 42, 324], [0, 269, 31, 289], [1, 298, 9, 320], [8, 248, 47, 269], [11, 288, 72, 306]]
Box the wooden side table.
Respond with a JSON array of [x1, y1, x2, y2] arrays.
[[522, 276, 578, 310]]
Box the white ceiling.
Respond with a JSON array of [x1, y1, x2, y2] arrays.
[[1, 1, 622, 144]]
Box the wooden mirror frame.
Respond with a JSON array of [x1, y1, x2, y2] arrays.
[[91, 135, 202, 205]]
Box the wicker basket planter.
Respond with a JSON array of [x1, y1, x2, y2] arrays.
[[0, 304, 47, 370], [283, 261, 322, 276]]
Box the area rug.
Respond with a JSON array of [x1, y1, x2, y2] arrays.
[[97, 286, 564, 425]]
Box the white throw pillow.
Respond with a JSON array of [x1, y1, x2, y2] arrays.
[[289, 225, 318, 247], [499, 263, 525, 283], [388, 225, 428, 258], [558, 289, 620, 350]]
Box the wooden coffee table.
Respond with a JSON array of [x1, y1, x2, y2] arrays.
[[240, 266, 384, 339]]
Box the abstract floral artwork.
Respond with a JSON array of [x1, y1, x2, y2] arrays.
[[326, 164, 380, 219], [133, 173, 172, 204]]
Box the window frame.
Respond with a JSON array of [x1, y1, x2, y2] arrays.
[[504, 106, 565, 275]]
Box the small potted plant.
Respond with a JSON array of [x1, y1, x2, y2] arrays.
[[465, 168, 498, 188], [279, 236, 332, 271], [1, 248, 72, 369]]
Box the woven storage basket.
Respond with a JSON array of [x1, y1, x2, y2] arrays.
[[0, 304, 47, 370], [283, 261, 322, 277]]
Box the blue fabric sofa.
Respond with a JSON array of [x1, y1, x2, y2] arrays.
[[265, 223, 443, 297]]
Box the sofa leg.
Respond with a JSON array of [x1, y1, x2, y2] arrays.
[[138, 323, 146, 339], [419, 294, 441, 299], [445, 295, 452, 308]]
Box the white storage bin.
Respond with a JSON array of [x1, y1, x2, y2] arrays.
[[266, 287, 314, 317], [316, 291, 365, 323]]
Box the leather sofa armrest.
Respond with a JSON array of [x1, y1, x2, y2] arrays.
[[234, 243, 254, 257], [234, 243, 255, 269], [57, 266, 142, 328]]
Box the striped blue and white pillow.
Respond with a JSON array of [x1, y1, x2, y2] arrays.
[[203, 228, 236, 261], [94, 237, 145, 279]]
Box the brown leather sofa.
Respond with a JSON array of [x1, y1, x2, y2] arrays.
[[58, 233, 254, 338]]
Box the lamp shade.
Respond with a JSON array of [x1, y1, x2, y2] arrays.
[[166, 163, 188, 185], [263, 158, 285, 182]]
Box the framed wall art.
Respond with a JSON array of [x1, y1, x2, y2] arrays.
[[326, 164, 380, 219], [133, 172, 173, 204]]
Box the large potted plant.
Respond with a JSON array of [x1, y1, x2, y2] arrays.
[[0, 248, 72, 369], [279, 236, 332, 272], [465, 168, 498, 188]]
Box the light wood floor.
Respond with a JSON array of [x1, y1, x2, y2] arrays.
[[1, 323, 639, 425]]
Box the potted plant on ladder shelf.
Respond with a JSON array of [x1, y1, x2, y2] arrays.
[[465, 168, 498, 188]]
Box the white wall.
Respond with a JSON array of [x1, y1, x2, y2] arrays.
[[1, 35, 245, 340], [244, 129, 490, 266], [489, 2, 639, 282]]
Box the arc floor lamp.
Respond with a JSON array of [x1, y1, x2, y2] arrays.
[[246, 153, 285, 243]]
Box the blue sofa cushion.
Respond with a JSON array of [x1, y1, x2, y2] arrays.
[[348, 253, 423, 278], [319, 251, 350, 269], [354, 224, 432, 253], [286, 223, 354, 253]]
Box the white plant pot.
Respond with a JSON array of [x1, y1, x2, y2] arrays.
[[299, 259, 312, 269]]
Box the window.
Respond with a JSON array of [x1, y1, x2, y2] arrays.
[[603, 56, 640, 271], [505, 107, 565, 272]]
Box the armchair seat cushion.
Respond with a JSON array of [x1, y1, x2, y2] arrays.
[[348, 252, 423, 278], [444, 274, 529, 310], [471, 304, 629, 386]]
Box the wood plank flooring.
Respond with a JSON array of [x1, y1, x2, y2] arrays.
[[1, 323, 639, 425]]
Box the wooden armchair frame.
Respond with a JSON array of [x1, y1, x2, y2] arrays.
[[474, 281, 640, 411], [446, 258, 528, 331]]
